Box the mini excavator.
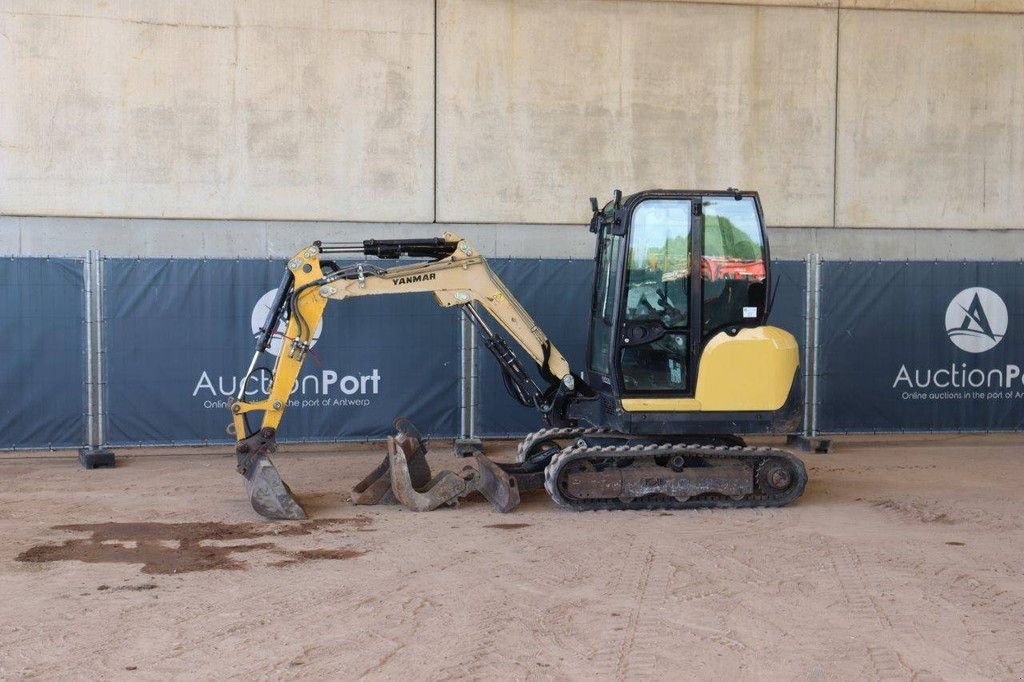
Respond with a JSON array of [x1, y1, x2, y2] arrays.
[[228, 189, 807, 520]]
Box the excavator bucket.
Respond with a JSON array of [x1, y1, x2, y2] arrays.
[[235, 427, 306, 520], [350, 419, 433, 505], [350, 418, 520, 513]]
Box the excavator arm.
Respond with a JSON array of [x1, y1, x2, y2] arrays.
[[229, 232, 582, 519]]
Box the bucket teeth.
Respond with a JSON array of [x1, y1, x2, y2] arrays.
[[236, 427, 306, 520]]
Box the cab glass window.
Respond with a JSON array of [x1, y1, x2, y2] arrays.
[[701, 196, 766, 335], [620, 199, 691, 392]]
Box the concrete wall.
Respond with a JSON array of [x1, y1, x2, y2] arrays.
[[0, 0, 435, 221], [437, 1, 837, 226], [1, 0, 1022, 258], [837, 10, 1024, 229]]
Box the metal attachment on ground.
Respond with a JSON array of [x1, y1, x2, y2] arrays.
[[235, 427, 306, 520], [350, 418, 520, 513]]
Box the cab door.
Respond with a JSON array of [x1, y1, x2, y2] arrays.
[[613, 193, 769, 400], [617, 198, 696, 394]]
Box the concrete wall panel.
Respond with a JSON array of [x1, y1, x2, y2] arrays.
[[649, 0, 1020, 9], [0, 0, 434, 221], [836, 10, 1024, 229], [437, 0, 838, 226], [648, 0, 840, 7], [839, 0, 1024, 12]]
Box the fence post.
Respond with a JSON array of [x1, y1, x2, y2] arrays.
[[802, 255, 813, 437], [82, 253, 96, 450], [810, 254, 822, 438], [454, 306, 483, 455], [78, 249, 115, 469]]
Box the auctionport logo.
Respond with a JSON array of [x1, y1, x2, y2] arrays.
[[893, 285, 1021, 400], [251, 288, 323, 356], [945, 287, 1007, 354], [192, 288, 380, 407]]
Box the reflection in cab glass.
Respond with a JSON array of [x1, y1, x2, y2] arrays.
[[621, 199, 691, 392], [701, 197, 766, 335]]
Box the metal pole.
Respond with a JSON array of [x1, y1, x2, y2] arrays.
[[78, 250, 115, 467], [93, 250, 107, 447], [453, 304, 483, 455], [802, 255, 813, 437], [83, 253, 96, 449], [459, 308, 470, 438], [468, 309, 479, 440], [810, 254, 822, 437]]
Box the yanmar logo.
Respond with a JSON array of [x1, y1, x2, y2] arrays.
[[391, 273, 436, 286], [945, 287, 1007, 354]]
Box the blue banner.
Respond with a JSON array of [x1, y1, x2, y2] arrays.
[[103, 259, 460, 445], [475, 259, 595, 437], [816, 261, 1024, 432], [767, 260, 808, 360], [0, 258, 85, 448]]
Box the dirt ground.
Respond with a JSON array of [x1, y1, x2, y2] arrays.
[[2, 436, 1023, 680]]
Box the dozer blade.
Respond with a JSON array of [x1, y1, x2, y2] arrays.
[[236, 427, 306, 520], [473, 453, 520, 513]]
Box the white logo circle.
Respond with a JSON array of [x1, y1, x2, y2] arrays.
[[251, 289, 323, 356], [944, 287, 1007, 354]]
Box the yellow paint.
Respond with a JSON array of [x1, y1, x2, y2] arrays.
[[620, 326, 798, 413], [258, 247, 329, 431], [621, 397, 703, 411]]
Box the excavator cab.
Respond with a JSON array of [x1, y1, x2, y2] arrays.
[[227, 188, 807, 520], [572, 189, 801, 437]]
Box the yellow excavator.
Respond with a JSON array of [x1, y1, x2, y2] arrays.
[[228, 189, 807, 520]]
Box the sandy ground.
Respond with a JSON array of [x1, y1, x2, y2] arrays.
[[2, 436, 1024, 680]]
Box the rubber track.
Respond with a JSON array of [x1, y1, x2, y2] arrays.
[[543, 442, 807, 511], [516, 426, 614, 461]]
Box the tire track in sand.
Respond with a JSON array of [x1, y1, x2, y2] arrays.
[[590, 542, 667, 680], [829, 544, 928, 681]]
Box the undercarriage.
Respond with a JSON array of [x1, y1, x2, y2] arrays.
[[235, 420, 806, 519]]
